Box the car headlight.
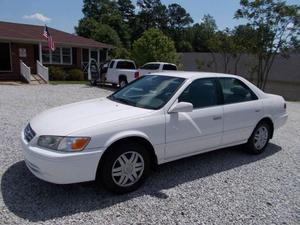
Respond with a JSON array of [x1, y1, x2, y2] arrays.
[[37, 135, 90, 152]]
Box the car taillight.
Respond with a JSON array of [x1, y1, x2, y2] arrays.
[[134, 71, 140, 79]]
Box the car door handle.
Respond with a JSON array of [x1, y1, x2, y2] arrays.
[[213, 116, 222, 120], [255, 109, 261, 112]]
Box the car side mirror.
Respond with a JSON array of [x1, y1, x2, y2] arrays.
[[169, 102, 193, 113]]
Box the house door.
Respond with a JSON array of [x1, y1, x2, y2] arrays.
[[0, 42, 11, 71]]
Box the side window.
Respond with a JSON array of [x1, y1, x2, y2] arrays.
[[141, 64, 160, 70], [109, 61, 115, 68], [162, 64, 177, 70], [219, 78, 258, 104], [178, 78, 219, 109]]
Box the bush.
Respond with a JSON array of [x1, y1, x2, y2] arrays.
[[49, 66, 66, 81], [67, 69, 85, 81]]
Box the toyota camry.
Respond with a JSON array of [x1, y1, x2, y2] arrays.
[[22, 72, 287, 193]]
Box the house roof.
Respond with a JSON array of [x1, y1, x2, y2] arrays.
[[0, 21, 113, 49]]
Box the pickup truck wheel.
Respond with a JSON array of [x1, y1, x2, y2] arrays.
[[246, 121, 271, 154], [119, 79, 128, 88], [99, 142, 151, 193]]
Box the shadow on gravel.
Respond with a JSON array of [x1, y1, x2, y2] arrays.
[[1, 143, 281, 222]]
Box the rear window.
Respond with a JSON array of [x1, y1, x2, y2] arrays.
[[116, 61, 136, 69], [162, 64, 177, 70], [140, 63, 160, 70]]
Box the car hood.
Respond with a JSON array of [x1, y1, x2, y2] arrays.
[[30, 98, 152, 136]]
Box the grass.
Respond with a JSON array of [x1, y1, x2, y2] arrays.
[[49, 80, 89, 85]]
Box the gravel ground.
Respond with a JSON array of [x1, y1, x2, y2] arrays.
[[0, 84, 299, 225]]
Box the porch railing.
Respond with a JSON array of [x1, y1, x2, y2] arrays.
[[37, 60, 49, 82], [20, 60, 31, 83]]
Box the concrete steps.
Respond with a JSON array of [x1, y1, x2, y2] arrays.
[[30, 74, 47, 85]]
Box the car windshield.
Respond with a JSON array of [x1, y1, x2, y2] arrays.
[[108, 75, 185, 110]]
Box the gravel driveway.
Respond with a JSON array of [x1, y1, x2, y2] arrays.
[[0, 84, 299, 225]]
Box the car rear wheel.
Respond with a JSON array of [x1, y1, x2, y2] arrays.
[[98, 142, 151, 193], [119, 78, 128, 88], [246, 121, 271, 154]]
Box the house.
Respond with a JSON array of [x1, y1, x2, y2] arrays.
[[0, 21, 113, 83]]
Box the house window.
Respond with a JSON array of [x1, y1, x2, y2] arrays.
[[62, 48, 71, 64], [42, 46, 72, 64], [42, 46, 50, 63], [52, 47, 61, 64]]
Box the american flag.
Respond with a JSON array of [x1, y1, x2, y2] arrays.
[[43, 25, 55, 51]]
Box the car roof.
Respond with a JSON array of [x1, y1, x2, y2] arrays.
[[112, 59, 135, 63], [149, 71, 241, 79], [143, 62, 176, 66]]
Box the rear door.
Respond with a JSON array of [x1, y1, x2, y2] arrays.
[[218, 77, 263, 145]]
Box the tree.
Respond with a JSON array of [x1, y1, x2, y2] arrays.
[[91, 23, 121, 46], [232, 25, 258, 74], [132, 28, 179, 66], [117, 0, 135, 22], [167, 3, 193, 51], [167, 3, 193, 30], [75, 18, 121, 46], [207, 28, 236, 73], [192, 14, 217, 52], [79, 0, 131, 48], [235, 0, 300, 89], [136, 0, 169, 30]]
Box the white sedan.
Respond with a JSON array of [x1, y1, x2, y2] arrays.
[[22, 72, 288, 193]]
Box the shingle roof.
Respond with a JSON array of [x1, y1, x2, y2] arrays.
[[0, 21, 113, 49]]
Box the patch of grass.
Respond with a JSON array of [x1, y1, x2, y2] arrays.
[[50, 80, 89, 85]]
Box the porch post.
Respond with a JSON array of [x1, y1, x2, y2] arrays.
[[88, 48, 91, 63], [97, 49, 100, 65], [39, 42, 42, 64]]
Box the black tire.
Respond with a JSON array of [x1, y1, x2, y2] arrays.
[[98, 142, 151, 193], [90, 80, 97, 86], [246, 121, 271, 154], [119, 78, 128, 88]]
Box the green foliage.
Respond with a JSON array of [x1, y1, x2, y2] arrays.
[[235, 0, 300, 89], [191, 14, 217, 52], [132, 28, 179, 66], [91, 23, 121, 46], [49, 66, 66, 81], [177, 41, 193, 52], [110, 47, 132, 59], [67, 69, 85, 81]]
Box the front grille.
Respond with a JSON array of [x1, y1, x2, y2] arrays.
[[24, 123, 36, 142]]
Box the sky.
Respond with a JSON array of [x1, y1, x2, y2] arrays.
[[0, 0, 299, 34]]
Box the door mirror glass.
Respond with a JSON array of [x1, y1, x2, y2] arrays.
[[169, 102, 193, 113]]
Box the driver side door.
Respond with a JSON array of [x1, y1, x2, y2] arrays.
[[165, 78, 223, 160]]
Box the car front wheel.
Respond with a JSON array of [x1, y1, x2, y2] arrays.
[[246, 121, 271, 154], [98, 142, 151, 193]]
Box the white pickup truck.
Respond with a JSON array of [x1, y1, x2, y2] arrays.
[[105, 59, 139, 87]]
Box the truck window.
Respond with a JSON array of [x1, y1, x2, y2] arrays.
[[109, 61, 115, 68], [140, 63, 160, 70], [116, 61, 136, 69], [162, 64, 177, 70]]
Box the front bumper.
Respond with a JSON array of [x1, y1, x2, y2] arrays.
[[21, 132, 105, 184]]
